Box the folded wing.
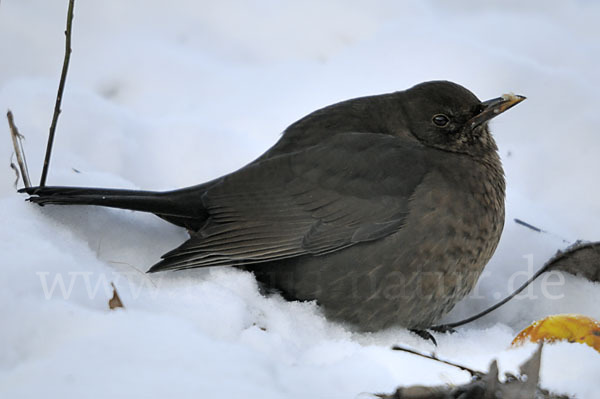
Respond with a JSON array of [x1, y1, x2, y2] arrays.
[[149, 132, 430, 271]]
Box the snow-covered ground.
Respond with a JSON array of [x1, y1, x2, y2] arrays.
[[1, 1, 600, 397]]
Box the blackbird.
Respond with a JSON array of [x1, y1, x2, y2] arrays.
[[21, 81, 525, 331]]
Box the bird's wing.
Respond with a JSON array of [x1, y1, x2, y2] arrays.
[[149, 132, 430, 271]]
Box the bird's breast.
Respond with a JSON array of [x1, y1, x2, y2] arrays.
[[377, 155, 506, 323]]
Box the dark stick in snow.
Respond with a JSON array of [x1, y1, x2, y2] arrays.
[[40, 0, 75, 187], [391, 345, 484, 378]]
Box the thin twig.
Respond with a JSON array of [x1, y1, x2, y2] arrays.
[[514, 218, 543, 233], [431, 221, 581, 331], [40, 0, 75, 187], [391, 345, 484, 378], [514, 218, 570, 244], [431, 263, 550, 331], [10, 155, 21, 187], [7, 110, 32, 188], [107, 260, 158, 288]]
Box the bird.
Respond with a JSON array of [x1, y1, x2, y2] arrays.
[[21, 81, 525, 332]]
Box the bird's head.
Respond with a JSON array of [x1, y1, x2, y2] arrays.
[[401, 81, 525, 157]]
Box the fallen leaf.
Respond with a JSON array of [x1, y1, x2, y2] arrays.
[[512, 314, 600, 354], [109, 282, 124, 310], [545, 241, 600, 283], [378, 344, 569, 398]]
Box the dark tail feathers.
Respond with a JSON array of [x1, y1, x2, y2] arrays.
[[20, 186, 208, 230]]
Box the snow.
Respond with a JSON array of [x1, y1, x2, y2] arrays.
[[1, 1, 600, 398]]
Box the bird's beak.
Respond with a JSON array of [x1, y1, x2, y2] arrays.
[[469, 93, 526, 128]]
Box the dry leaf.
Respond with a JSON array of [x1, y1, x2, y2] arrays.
[[109, 282, 124, 310], [378, 344, 568, 398], [512, 314, 600, 354], [545, 241, 600, 283]]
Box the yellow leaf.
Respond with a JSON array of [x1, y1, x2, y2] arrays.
[[511, 314, 600, 353]]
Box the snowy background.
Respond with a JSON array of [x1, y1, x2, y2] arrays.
[[1, 0, 600, 397]]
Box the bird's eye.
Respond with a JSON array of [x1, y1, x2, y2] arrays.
[[432, 114, 450, 127]]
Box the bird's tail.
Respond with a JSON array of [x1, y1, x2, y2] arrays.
[[20, 186, 169, 211], [19, 186, 208, 230]]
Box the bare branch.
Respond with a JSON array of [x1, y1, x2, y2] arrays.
[[430, 241, 597, 331], [430, 262, 549, 331], [514, 218, 570, 243], [7, 110, 32, 188], [391, 345, 484, 378], [40, 0, 75, 187]]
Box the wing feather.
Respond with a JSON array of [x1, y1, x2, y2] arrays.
[[149, 133, 429, 272]]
